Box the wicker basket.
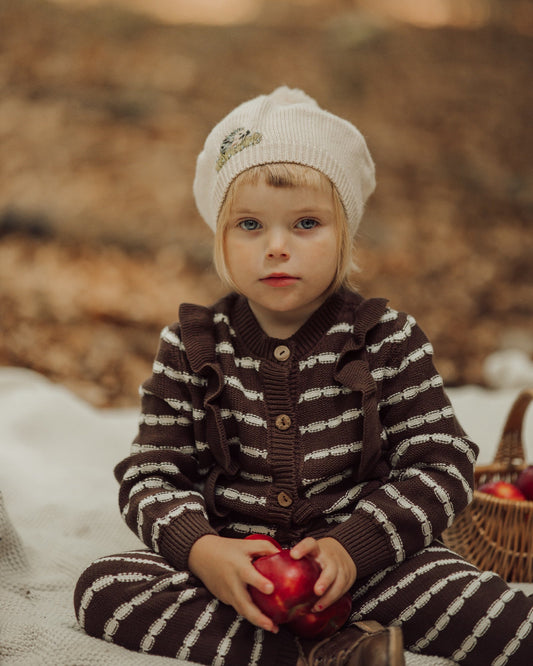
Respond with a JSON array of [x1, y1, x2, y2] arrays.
[[442, 388, 533, 582]]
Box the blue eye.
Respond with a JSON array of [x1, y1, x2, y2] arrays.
[[297, 218, 319, 230], [239, 219, 261, 231]]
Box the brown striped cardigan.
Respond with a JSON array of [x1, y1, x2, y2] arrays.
[[114, 289, 478, 580]]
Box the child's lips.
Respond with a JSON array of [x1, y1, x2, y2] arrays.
[[261, 274, 300, 287]]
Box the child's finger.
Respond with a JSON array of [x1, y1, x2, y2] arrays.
[[247, 568, 275, 596], [235, 590, 279, 633], [313, 566, 335, 598], [244, 540, 281, 559], [289, 537, 318, 559], [245, 605, 279, 634], [311, 576, 344, 613]]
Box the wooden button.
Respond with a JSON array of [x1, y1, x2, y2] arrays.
[[275, 414, 291, 430], [274, 345, 290, 362], [277, 491, 293, 507]]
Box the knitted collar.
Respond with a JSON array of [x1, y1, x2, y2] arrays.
[[229, 290, 349, 361]]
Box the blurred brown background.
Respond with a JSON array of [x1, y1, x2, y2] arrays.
[[1, 0, 532, 407]]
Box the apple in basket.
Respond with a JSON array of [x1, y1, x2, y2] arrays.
[[515, 466, 533, 501], [477, 480, 526, 501], [245, 535, 352, 637]]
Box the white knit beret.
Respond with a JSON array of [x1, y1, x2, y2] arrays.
[[193, 87, 375, 237]]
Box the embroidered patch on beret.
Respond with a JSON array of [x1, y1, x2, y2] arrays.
[[216, 127, 262, 171]]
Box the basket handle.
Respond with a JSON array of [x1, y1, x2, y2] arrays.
[[493, 388, 533, 467]]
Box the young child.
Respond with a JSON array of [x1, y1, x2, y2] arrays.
[[74, 88, 533, 666]]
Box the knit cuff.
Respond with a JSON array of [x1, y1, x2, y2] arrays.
[[327, 512, 395, 579], [158, 512, 218, 572]]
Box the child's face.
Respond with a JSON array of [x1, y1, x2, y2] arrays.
[[224, 178, 338, 336]]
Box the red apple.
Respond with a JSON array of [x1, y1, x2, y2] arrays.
[[478, 480, 526, 500], [249, 549, 321, 624], [244, 534, 282, 550], [515, 466, 533, 501], [287, 592, 352, 639]]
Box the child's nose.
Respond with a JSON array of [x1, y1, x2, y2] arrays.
[[266, 230, 290, 259]]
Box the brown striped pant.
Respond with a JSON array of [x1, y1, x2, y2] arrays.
[[74, 542, 533, 665]]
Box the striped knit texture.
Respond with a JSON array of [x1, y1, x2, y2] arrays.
[[115, 290, 477, 577], [73, 289, 533, 664]]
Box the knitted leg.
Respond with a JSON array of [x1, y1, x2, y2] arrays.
[[349, 542, 533, 666], [73, 548, 300, 666]]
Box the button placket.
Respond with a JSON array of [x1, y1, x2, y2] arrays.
[[275, 414, 292, 431], [274, 345, 291, 362], [277, 491, 293, 507]]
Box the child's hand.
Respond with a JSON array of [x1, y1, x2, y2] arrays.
[[188, 534, 281, 633], [290, 537, 357, 613]]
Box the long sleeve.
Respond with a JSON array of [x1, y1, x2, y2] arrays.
[[327, 311, 479, 578], [114, 323, 218, 571]]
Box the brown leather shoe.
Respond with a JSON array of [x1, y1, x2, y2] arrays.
[[304, 620, 404, 666]]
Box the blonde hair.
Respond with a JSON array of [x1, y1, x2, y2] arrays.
[[214, 163, 358, 293]]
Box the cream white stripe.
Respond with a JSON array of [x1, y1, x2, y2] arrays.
[[152, 503, 209, 552], [494, 605, 533, 666], [324, 482, 368, 514], [452, 588, 518, 662], [394, 462, 473, 503], [366, 314, 416, 354], [130, 442, 196, 455], [299, 352, 340, 371], [213, 312, 236, 335], [95, 555, 175, 573], [389, 468, 456, 525], [135, 490, 204, 540], [216, 341, 234, 354], [125, 477, 177, 506], [372, 343, 434, 381], [239, 443, 268, 459], [378, 375, 443, 409], [220, 409, 267, 428], [327, 322, 353, 334], [163, 397, 206, 420], [351, 548, 474, 602], [353, 558, 480, 616], [141, 586, 197, 653], [383, 485, 433, 544], [304, 440, 362, 462], [300, 407, 363, 435], [78, 572, 155, 627], [196, 440, 210, 452], [391, 433, 477, 468], [224, 375, 264, 401], [249, 627, 265, 666], [152, 360, 207, 387], [160, 326, 185, 350], [235, 356, 261, 370], [225, 523, 277, 538], [213, 616, 245, 666], [325, 512, 352, 524], [139, 413, 191, 427], [216, 341, 261, 369], [303, 468, 353, 494], [240, 470, 273, 483], [298, 385, 352, 403], [358, 500, 404, 561], [385, 406, 455, 436], [123, 461, 182, 482], [215, 486, 267, 506], [380, 309, 400, 324], [397, 570, 479, 643], [103, 572, 187, 642], [176, 598, 220, 659]]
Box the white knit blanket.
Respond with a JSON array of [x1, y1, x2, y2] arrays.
[[1, 367, 532, 665]]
